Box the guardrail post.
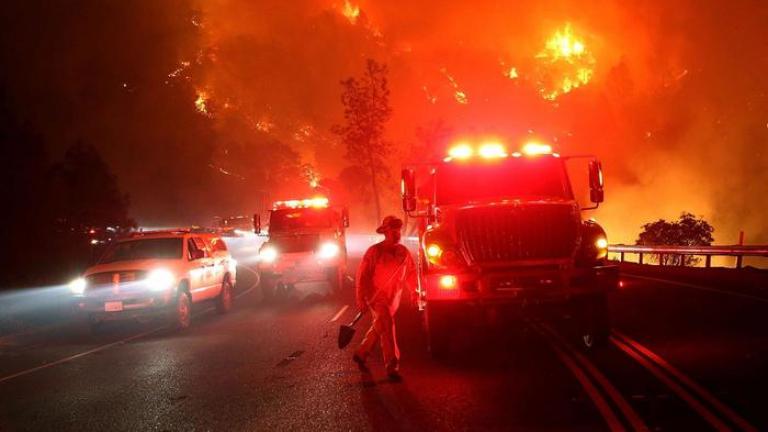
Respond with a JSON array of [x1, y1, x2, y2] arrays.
[[659, 253, 664, 266], [705, 255, 711, 268], [639, 253, 644, 265], [736, 255, 743, 269], [620, 252, 625, 262]]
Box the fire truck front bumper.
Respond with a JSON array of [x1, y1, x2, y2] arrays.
[[422, 264, 619, 306], [259, 252, 341, 284]]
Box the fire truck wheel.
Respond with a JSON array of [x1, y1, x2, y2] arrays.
[[326, 266, 343, 293], [425, 304, 452, 358], [575, 293, 610, 349], [260, 273, 275, 302]]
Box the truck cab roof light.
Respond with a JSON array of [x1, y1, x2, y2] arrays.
[[273, 197, 329, 210], [478, 143, 508, 159], [448, 143, 473, 160], [522, 142, 553, 156]]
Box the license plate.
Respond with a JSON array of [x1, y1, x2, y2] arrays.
[[104, 301, 123, 312]]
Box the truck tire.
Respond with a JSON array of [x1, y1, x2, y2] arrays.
[[170, 288, 192, 330], [326, 266, 343, 294], [425, 304, 452, 358], [216, 276, 233, 314], [260, 272, 275, 303], [575, 293, 610, 349]]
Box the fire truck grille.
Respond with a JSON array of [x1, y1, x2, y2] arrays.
[[457, 205, 578, 264]]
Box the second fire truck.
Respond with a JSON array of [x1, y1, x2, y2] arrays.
[[255, 198, 349, 300]]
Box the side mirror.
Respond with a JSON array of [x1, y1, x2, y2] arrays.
[[253, 213, 261, 234], [401, 168, 417, 213], [190, 249, 205, 260], [588, 160, 604, 204], [341, 207, 350, 228]]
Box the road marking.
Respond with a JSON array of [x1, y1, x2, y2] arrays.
[[623, 274, 768, 304], [0, 327, 163, 385], [610, 335, 732, 431], [612, 330, 758, 432], [529, 322, 627, 432], [535, 322, 649, 432], [330, 305, 349, 322], [0, 278, 259, 385]]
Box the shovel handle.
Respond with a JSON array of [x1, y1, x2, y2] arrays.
[[349, 310, 364, 327]]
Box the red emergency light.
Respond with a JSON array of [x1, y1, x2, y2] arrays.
[[273, 197, 329, 210]]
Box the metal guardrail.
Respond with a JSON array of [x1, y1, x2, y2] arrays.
[[608, 244, 768, 268]]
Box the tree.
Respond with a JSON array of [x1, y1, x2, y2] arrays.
[[334, 59, 393, 223], [636, 212, 715, 266]]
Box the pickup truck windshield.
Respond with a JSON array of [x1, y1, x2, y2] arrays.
[[435, 158, 572, 205], [269, 208, 332, 232], [99, 238, 183, 263]]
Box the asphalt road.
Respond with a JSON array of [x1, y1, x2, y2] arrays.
[[0, 240, 767, 431]]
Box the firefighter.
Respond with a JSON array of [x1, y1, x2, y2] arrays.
[[353, 215, 416, 381]]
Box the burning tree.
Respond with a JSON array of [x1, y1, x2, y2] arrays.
[[636, 212, 714, 266], [334, 59, 393, 223]]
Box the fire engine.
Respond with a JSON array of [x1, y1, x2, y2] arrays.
[[401, 140, 618, 356], [255, 197, 349, 300]]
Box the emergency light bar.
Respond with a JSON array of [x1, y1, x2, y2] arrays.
[[444, 140, 554, 162], [273, 197, 329, 210]]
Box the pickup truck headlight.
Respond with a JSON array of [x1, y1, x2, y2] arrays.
[[147, 268, 176, 291], [69, 277, 87, 294]]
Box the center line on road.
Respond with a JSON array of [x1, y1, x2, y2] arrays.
[[329, 305, 349, 322], [0, 327, 163, 385]]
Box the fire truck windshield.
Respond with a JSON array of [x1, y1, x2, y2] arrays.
[[269, 208, 332, 232], [435, 158, 572, 205]]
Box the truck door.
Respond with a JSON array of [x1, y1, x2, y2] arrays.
[[188, 237, 215, 301]]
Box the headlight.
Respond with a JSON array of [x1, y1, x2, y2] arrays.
[[595, 237, 608, 250], [259, 246, 278, 263], [317, 242, 340, 259], [426, 244, 443, 263], [69, 277, 86, 294], [146, 268, 176, 291]]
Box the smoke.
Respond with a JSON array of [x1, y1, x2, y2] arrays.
[[2, 0, 766, 240]]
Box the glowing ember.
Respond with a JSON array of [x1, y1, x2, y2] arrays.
[[195, 89, 210, 115], [342, 1, 360, 24], [535, 24, 595, 101], [441, 68, 469, 105], [506, 67, 519, 79]]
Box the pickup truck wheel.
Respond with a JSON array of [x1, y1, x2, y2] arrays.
[[216, 276, 233, 314], [575, 294, 610, 349], [170, 290, 192, 330]]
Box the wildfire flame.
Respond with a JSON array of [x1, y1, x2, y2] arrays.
[[342, 1, 360, 24], [534, 24, 595, 101], [440, 68, 469, 105], [195, 89, 210, 115]]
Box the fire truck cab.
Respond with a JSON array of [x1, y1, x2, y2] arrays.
[[255, 198, 349, 300], [401, 140, 619, 356]]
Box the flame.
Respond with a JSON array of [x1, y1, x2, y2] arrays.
[[342, 1, 360, 24], [195, 89, 210, 115], [441, 67, 469, 105], [506, 67, 519, 79], [535, 24, 595, 101]]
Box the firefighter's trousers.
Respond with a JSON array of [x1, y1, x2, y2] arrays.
[[355, 303, 400, 371]]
